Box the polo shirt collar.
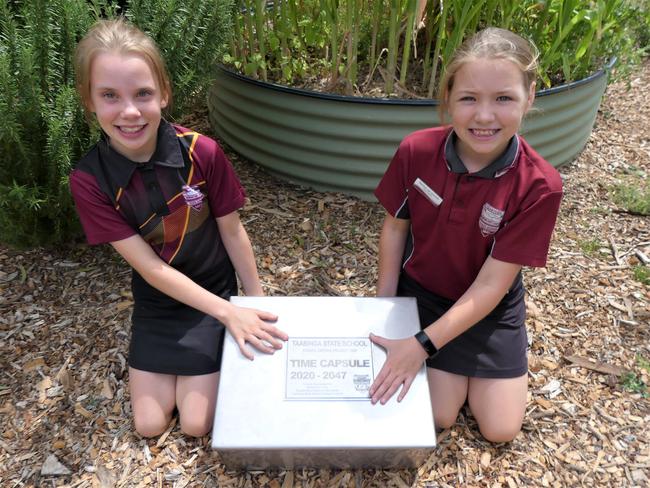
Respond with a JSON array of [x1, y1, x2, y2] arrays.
[[444, 130, 519, 179], [98, 120, 183, 189]]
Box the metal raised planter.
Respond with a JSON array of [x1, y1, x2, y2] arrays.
[[208, 60, 613, 201]]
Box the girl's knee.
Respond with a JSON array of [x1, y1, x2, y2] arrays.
[[432, 404, 462, 430], [179, 416, 212, 437], [133, 413, 170, 438], [478, 420, 521, 443], [434, 413, 459, 430]]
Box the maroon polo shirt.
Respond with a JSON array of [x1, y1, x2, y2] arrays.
[[70, 121, 245, 284], [375, 126, 562, 301]]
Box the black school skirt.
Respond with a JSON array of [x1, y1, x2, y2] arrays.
[[397, 272, 528, 378], [128, 265, 237, 376]]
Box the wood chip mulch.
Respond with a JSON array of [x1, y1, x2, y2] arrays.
[[1, 61, 648, 487]]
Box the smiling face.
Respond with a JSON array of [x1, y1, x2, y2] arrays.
[[88, 52, 168, 162], [446, 57, 535, 172]]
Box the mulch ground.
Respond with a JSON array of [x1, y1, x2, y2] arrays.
[[1, 61, 648, 487]]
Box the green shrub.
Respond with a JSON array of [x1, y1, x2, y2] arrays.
[[0, 0, 233, 248], [0, 0, 101, 247]]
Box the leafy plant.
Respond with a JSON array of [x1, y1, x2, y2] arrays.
[[578, 238, 603, 256], [637, 355, 650, 372], [632, 265, 649, 286], [612, 182, 650, 216], [0, 0, 103, 247], [620, 372, 648, 397], [0, 0, 234, 247], [225, 0, 650, 97], [620, 356, 650, 397]]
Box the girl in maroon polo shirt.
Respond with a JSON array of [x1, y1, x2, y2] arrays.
[[370, 28, 562, 442], [70, 19, 287, 438]]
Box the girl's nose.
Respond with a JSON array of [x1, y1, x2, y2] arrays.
[[475, 103, 495, 123], [121, 100, 141, 118]]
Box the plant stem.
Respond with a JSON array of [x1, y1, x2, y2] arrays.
[[255, 0, 268, 81], [399, 0, 417, 86], [385, 0, 399, 94], [427, 0, 446, 98]]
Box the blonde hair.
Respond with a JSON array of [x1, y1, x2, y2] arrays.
[[438, 28, 539, 122], [74, 18, 172, 117]]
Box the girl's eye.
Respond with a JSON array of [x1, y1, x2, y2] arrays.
[[497, 95, 512, 102], [102, 92, 116, 100], [137, 89, 153, 97], [460, 96, 475, 102]]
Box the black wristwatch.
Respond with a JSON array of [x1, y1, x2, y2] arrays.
[[414, 330, 439, 357]]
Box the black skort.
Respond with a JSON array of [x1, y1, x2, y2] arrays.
[[397, 272, 528, 378], [128, 266, 237, 376]]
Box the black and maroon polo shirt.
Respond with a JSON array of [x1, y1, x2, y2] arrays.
[[375, 126, 562, 301], [70, 120, 245, 288]]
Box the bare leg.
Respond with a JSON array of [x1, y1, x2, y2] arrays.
[[467, 374, 528, 443], [129, 367, 176, 438], [427, 368, 469, 430], [176, 372, 220, 437]]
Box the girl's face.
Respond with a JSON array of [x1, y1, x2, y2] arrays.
[[446, 57, 535, 172], [88, 52, 168, 162]]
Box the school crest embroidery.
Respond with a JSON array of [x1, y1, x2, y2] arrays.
[[479, 203, 504, 237], [182, 185, 204, 212]]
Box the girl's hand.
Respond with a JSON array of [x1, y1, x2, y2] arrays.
[[224, 305, 288, 360], [368, 333, 428, 404]]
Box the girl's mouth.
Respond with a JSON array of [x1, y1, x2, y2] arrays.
[[117, 124, 147, 135], [470, 128, 499, 137]]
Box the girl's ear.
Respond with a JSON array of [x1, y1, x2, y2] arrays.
[[161, 95, 168, 109], [526, 82, 536, 111]]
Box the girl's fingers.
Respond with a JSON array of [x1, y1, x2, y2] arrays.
[[257, 330, 284, 350], [369, 333, 388, 348], [266, 325, 288, 341], [369, 365, 390, 396], [248, 335, 276, 354], [371, 373, 393, 404], [380, 376, 405, 404], [236, 337, 254, 361], [397, 375, 415, 402], [254, 309, 278, 322]]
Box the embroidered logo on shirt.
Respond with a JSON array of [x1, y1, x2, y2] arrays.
[[479, 203, 504, 237], [414, 178, 443, 206], [182, 185, 204, 212]]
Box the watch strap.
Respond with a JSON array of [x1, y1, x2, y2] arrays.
[[414, 330, 439, 357]]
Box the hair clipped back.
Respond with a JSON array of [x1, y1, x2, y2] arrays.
[[74, 17, 172, 116], [438, 28, 539, 122]]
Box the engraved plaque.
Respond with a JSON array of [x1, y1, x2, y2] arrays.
[[285, 337, 374, 400], [212, 296, 435, 469]]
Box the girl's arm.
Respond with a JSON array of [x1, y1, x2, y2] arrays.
[[369, 256, 522, 404], [111, 234, 288, 360], [376, 213, 411, 296], [217, 211, 263, 296]]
